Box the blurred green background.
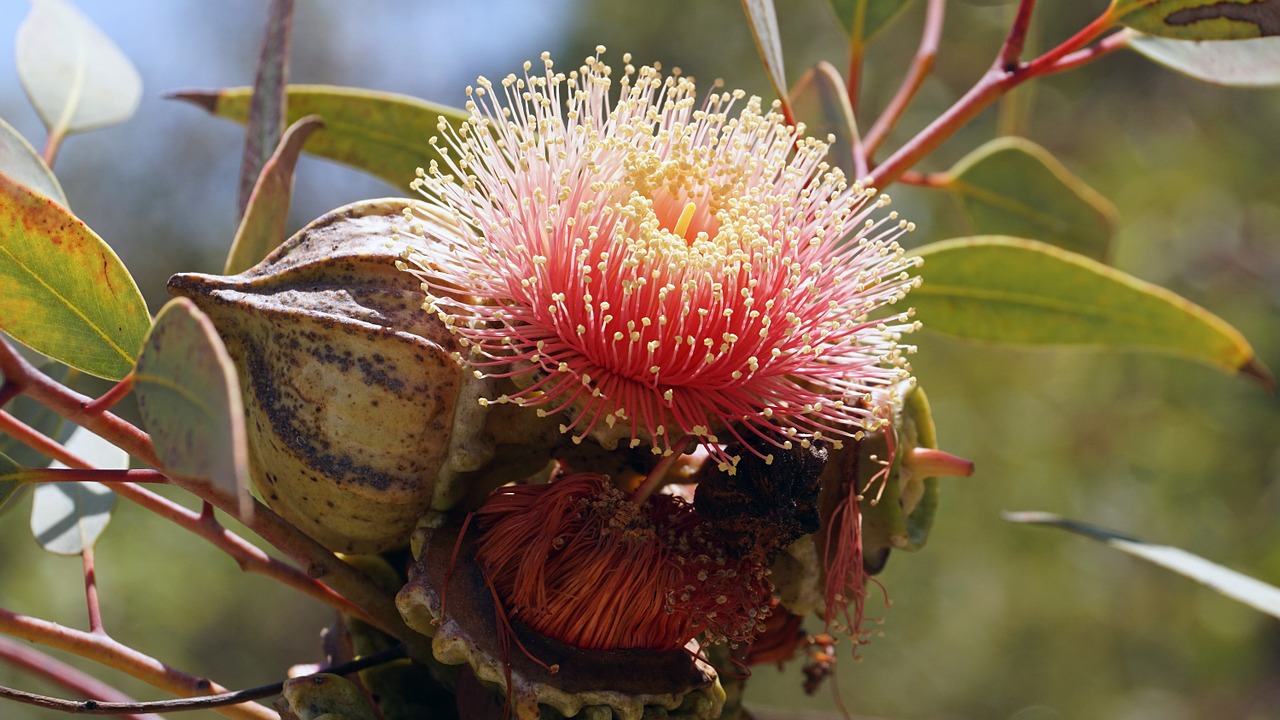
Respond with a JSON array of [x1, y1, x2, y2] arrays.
[[2, 0, 1280, 718]]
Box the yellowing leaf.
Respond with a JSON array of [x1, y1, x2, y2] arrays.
[[172, 85, 467, 191], [912, 236, 1270, 385], [940, 137, 1117, 261], [1110, 0, 1280, 40], [0, 172, 150, 380]]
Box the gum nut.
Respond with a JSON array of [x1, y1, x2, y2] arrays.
[[396, 520, 726, 720], [168, 198, 473, 553]]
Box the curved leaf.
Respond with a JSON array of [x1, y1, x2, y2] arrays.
[[225, 115, 324, 274], [826, 0, 916, 42], [740, 0, 796, 117], [29, 426, 124, 555], [1110, 0, 1280, 39], [1006, 512, 1280, 620], [939, 137, 1117, 261], [1126, 32, 1280, 85], [16, 0, 143, 137], [0, 117, 66, 207], [911, 236, 1270, 384], [789, 62, 860, 180], [0, 172, 150, 380], [134, 298, 251, 514], [238, 0, 294, 216], [0, 452, 25, 516], [171, 85, 467, 191]]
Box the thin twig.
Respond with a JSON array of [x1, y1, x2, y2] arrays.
[[0, 644, 406, 716], [863, 0, 946, 157], [0, 338, 418, 650], [17, 468, 170, 485], [82, 547, 104, 636], [0, 609, 276, 720], [82, 375, 136, 416], [997, 0, 1037, 69], [0, 637, 165, 720], [846, 40, 865, 116], [868, 9, 1118, 189]]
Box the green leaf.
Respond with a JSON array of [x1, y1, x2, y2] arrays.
[[740, 0, 796, 117], [939, 137, 1117, 261], [0, 117, 66, 207], [225, 115, 324, 274], [0, 452, 26, 516], [0, 172, 150, 380], [171, 85, 468, 191], [1125, 32, 1280, 85], [1110, 0, 1280, 39], [826, 0, 916, 42], [134, 298, 251, 514], [16, 0, 143, 138], [238, 0, 294, 216], [789, 62, 860, 180], [911, 236, 1271, 385], [1005, 512, 1280, 620], [29, 426, 124, 555]]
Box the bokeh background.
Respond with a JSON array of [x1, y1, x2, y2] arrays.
[[2, 1, 1280, 718]]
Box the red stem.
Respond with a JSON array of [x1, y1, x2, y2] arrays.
[[17, 468, 169, 484], [0, 637, 165, 720], [629, 435, 694, 504], [41, 129, 65, 168], [0, 609, 276, 720], [868, 10, 1118, 189], [0, 340, 415, 647], [998, 0, 1038, 69], [846, 40, 865, 117], [82, 374, 135, 415], [863, 0, 946, 157], [82, 547, 105, 636]]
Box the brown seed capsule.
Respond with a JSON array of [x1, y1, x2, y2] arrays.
[[168, 199, 559, 553]]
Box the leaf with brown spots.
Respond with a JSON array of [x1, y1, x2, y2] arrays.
[[1111, 0, 1280, 39], [134, 298, 252, 515], [0, 171, 150, 380]]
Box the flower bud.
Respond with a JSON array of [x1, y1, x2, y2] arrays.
[[168, 199, 559, 553]]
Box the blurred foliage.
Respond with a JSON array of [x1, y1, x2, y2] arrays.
[[2, 0, 1280, 718]]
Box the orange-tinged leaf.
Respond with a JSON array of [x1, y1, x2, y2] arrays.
[[0, 172, 150, 380]]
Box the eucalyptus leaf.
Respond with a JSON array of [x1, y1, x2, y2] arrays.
[[789, 62, 860, 180], [912, 236, 1270, 385], [826, 0, 916, 43], [0, 452, 25, 516], [171, 85, 467, 191], [238, 0, 294, 216], [16, 0, 143, 138], [134, 298, 252, 514], [225, 114, 324, 274], [1126, 32, 1280, 85], [740, 0, 795, 114], [29, 426, 125, 555], [1005, 512, 1280, 620], [0, 117, 67, 206], [1110, 0, 1280, 39], [0, 172, 151, 380], [939, 137, 1117, 261]]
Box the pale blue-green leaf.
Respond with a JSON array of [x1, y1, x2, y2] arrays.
[[29, 426, 124, 554], [16, 0, 143, 137], [1126, 32, 1280, 85], [1005, 512, 1280, 619], [0, 117, 66, 206]]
